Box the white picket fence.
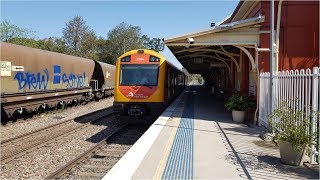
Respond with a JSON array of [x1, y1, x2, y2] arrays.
[[259, 67, 319, 164]]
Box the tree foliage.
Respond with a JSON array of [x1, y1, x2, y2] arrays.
[[95, 37, 110, 63], [8, 37, 68, 54], [38, 37, 68, 53], [105, 22, 165, 64], [105, 22, 145, 64], [143, 37, 165, 52], [8, 37, 39, 48], [80, 31, 98, 60], [0, 20, 33, 42], [62, 16, 96, 57], [4, 17, 165, 65]]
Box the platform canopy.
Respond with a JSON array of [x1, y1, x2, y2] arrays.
[[164, 16, 265, 76]]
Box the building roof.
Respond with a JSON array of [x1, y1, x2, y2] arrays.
[[164, 16, 264, 46], [226, 0, 260, 23], [163, 16, 265, 74]]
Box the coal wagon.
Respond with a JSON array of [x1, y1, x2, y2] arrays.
[[1, 42, 115, 121]]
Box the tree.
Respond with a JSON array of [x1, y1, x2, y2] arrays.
[[105, 22, 166, 64], [37, 37, 68, 54], [62, 16, 96, 56], [95, 37, 110, 63], [8, 37, 69, 54], [106, 22, 145, 64], [80, 31, 98, 60], [144, 37, 165, 52], [8, 37, 39, 48], [51, 38, 68, 54], [0, 20, 33, 42]]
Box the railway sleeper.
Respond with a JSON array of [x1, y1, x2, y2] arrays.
[[74, 171, 106, 178], [78, 166, 109, 173], [82, 164, 111, 170], [93, 153, 124, 159]]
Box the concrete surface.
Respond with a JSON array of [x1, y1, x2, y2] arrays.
[[105, 86, 319, 180]]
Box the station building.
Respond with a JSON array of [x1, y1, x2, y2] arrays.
[[164, 0, 319, 98], [104, 2, 320, 178]]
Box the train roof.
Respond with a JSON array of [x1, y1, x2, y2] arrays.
[[119, 49, 189, 75], [1, 42, 113, 66]]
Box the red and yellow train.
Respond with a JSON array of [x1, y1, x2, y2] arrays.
[[113, 49, 187, 121]]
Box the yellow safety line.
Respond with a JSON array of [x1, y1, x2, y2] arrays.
[[153, 115, 182, 180]]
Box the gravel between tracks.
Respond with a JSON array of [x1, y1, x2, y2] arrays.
[[1, 115, 121, 179], [0, 97, 114, 142]]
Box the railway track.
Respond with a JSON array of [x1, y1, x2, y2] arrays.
[[1, 107, 111, 144], [1, 107, 113, 163], [46, 125, 149, 179]]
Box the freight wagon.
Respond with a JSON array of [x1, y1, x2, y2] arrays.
[[1, 42, 115, 122]]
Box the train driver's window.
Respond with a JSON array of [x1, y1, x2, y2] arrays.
[[141, 76, 149, 84]]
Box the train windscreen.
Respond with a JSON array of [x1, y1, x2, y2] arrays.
[[120, 64, 159, 86]]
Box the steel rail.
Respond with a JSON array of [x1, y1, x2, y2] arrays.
[[45, 124, 128, 179], [1, 110, 113, 163], [1, 107, 112, 145]]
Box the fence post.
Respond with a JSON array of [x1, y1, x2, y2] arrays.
[[311, 67, 319, 164]]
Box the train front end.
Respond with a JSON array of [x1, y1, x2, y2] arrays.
[[113, 49, 165, 120]]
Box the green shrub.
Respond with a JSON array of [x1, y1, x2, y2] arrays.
[[268, 101, 319, 151], [224, 95, 255, 111]]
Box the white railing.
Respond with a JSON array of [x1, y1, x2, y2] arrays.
[[259, 67, 319, 164]]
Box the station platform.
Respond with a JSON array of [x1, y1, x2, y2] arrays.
[[103, 86, 319, 180]]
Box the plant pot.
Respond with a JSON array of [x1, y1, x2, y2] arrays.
[[232, 110, 246, 122], [278, 141, 305, 166]]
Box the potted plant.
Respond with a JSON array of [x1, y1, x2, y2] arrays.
[[268, 101, 318, 166], [224, 95, 255, 122]]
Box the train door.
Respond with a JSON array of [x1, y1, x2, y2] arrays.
[[172, 71, 175, 97], [167, 67, 171, 102], [164, 65, 168, 105]]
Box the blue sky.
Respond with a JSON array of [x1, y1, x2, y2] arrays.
[[1, 0, 239, 69]]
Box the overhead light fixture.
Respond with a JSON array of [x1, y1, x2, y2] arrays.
[[187, 37, 194, 44]]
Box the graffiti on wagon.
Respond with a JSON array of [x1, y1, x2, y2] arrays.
[[53, 65, 86, 88], [14, 69, 49, 90]]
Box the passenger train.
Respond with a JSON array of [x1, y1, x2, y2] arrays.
[[1, 42, 115, 123], [113, 49, 187, 121]]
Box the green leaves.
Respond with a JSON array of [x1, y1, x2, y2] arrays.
[[62, 16, 96, 57], [268, 101, 319, 151], [8, 37, 39, 48], [0, 20, 34, 42], [105, 22, 165, 64], [106, 22, 144, 64], [144, 37, 165, 52], [224, 95, 255, 111], [2, 18, 165, 64]]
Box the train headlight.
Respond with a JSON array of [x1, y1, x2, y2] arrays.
[[121, 56, 131, 62], [149, 55, 160, 62]]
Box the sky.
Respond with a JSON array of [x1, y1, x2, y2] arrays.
[[1, 0, 239, 70]]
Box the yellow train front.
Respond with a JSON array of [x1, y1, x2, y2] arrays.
[[113, 49, 185, 121]]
